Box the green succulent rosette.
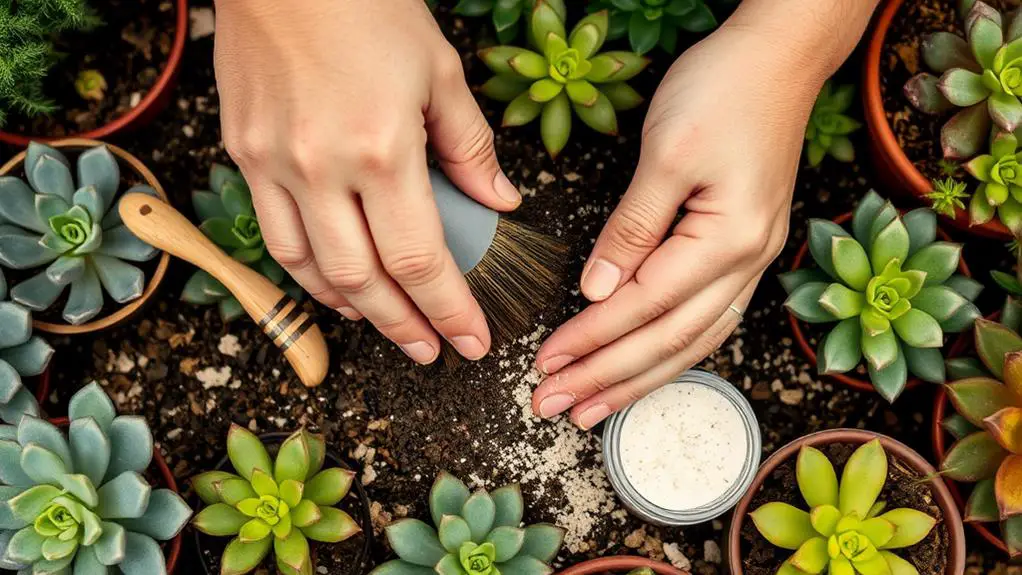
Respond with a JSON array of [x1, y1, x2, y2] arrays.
[[805, 81, 861, 167], [0, 382, 193, 574], [182, 164, 303, 322], [0, 142, 160, 325], [965, 131, 1022, 234], [587, 0, 719, 55], [780, 190, 982, 402], [478, 2, 648, 158], [750, 440, 938, 575], [371, 472, 564, 575]]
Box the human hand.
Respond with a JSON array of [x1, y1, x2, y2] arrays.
[[213, 0, 521, 364], [531, 24, 828, 429]]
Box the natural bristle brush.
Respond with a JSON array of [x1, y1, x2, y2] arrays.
[[430, 169, 567, 361], [118, 193, 329, 387]]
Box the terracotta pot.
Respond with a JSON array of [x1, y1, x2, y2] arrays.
[[556, 556, 687, 575], [788, 212, 971, 394], [0, 138, 171, 335], [0, 0, 189, 146], [727, 428, 966, 575], [194, 432, 374, 575], [30, 364, 50, 407], [38, 418, 183, 573], [862, 0, 1012, 240], [931, 311, 1011, 554]]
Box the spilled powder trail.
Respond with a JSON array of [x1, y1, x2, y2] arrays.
[[489, 326, 620, 553]]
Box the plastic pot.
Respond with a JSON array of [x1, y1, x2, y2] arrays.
[[0, 0, 189, 146], [862, 0, 1012, 240], [726, 428, 966, 575], [193, 432, 373, 575], [788, 211, 971, 394], [932, 311, 1012, 554], [0, 138, 171, 335], [556, 556, 687, 575]]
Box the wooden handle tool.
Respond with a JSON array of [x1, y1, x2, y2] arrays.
[[119, 193, 329, 388]]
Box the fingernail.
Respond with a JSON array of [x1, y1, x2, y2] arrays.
[[493, 171, 522, 205], [336, 306, 362, 321], [581, 259, 621, 301], [538, 393, 575, 418], [540, 354, 574, 375], [400, 341, 438, 364], [577, 403, 613, 430], [452, 335, 487, 360]]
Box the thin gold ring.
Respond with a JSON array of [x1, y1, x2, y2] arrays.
[[728, 304, 744, 322]]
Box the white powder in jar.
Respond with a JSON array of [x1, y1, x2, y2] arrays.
[[619, 382, 749, 511]]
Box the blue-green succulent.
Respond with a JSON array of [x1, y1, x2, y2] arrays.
[[0, 142, 160, 325], [371, 472, 564, 575], [0, 382, 193, 574], [0, 299, 52, 426]]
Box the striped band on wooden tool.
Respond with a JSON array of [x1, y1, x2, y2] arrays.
[[259, 295, 315, 352]]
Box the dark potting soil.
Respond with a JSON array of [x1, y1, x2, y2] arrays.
[[7, 1, 1011, 573], [880, 0, 1020, 183], [739, 443, 948, 575], [4, 0, 176, 137], [1, 152, 163, 326]]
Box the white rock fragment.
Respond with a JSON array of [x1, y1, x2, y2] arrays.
[[704, 540, 722, 564], [663, 543, 691, 570], [196, 366, 232, 389], [218, 334, 242, 357], [189, 7, 216, 40]]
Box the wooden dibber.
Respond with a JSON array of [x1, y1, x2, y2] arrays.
[[118, 193, 329, 387]]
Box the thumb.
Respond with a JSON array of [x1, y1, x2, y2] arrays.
[[426, 67, 521, 211]]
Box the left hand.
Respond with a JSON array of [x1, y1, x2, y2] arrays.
[[531, 24, 826, 429]]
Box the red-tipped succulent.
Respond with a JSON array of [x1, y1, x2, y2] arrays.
[[942, 318, 1022, 556]]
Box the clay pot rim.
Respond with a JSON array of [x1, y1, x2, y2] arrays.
[[44, 415, 182, 573], [555, 556, 687, 575], [0, 0, 188, 146], [192, 431, 375, 575], [788, 211, 971, 393], [726, 428, 966, 575], [0, 138, 171, 335], [862, 0, 1012, 240], [30, 365, 51, 407], [931, 312, 1012, 554]]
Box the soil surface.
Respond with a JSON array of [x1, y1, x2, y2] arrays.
[[881, 0, 1020, 182], [740, 443, 948, 575], [0, 1, 1014, 574], [4, 0, 175, 137]]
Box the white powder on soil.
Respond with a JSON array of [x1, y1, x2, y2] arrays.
[[619, 383, 748, 510]]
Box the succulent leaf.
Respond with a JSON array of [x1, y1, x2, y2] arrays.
[[300, 506, 359, 543], [818, 318, 862, 375], [193, 503, 250, 536], [877, 508, 938, 548], [227, 425, 273, 482], [942, 430, 1009, 481], [947, 377, 1020, 425], [386, 518, 448, 567], [839, 439, 887, 519], [796, 446, 839, 509], [220, 536, 272, 575], [304, 467, 354, 507]]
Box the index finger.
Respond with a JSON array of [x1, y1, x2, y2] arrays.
[[359, 144, 492, 360]]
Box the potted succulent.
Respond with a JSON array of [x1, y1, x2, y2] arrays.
[[864, 0, 1022, 239], [180, 163, 304, 323], [371, 472, 564, 575], [0, 139, 169, 335], [190, 427, 371, 575], [932, 297, 1022, 557], [781, 189, 981, 402], [0, 0, 189, 145], [727, 428, 966, 575], [557, 558, 685, 575], [584, 0, 720, 55], [0, 382, 192, 574], [0, 296, 53, 425], [477, 2, 649, 158]]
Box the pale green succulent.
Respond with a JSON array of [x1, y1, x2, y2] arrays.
[[0, 142, 160, 325], [0, 299, 52, 426], [181, 164, 302, 323], [750, 440, 938, 575], [191, 427, 361, 575], [780, 190, 982, 402], [805, 81, 860, 167], [371, 473, 564, 575], [926, 177, 970, 218], [965, 130, 1022, 234], [0, 382, 193, 574], [478, 2, 648, 158]]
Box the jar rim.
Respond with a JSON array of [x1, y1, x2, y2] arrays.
[[602, 369, 762, 526]]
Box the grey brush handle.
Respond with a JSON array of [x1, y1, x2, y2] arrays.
[[429, 168, 499, 273]]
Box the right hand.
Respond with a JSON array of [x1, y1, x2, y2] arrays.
[[213, 0, 522, 364]]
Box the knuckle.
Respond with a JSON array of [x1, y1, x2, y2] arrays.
[[353, 138, 401, 177], [381, 247, 445, 286], [224, 129, 271, 166], [264, 240, 313, 270], [607, 199, 664, 255], [288, 139, 333, 186], [435, 46, 467, 86], [663, 328, 697, 358], [319, 261, 377, 293], [446, 118, 496, 167]]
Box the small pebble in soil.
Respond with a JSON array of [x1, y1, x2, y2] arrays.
[[619, 382, 749, 511]]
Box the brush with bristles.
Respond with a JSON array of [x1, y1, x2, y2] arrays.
[[429, 169, 567, 363]]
